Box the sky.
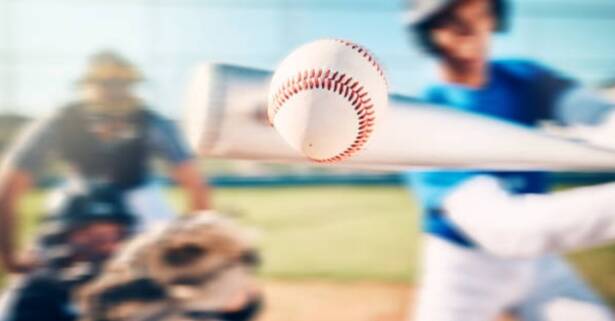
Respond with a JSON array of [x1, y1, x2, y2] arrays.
[[1, 0, 615, 116]]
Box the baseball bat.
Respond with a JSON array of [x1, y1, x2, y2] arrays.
[[183, 63, 404, 171], [183, 63, 296, 161], [183, 63, 615, 171]]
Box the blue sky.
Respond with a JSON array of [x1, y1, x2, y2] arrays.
[[1, 0, 615, 116]]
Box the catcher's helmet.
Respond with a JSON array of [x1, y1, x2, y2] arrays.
[[40, 187, 137, 246]]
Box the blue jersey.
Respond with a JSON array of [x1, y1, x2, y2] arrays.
[[406, 60, 577, 246]]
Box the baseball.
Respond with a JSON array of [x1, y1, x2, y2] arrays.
[[268, 39, 388, 162]]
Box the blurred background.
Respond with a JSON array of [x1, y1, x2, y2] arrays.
[[2, 0, 615, 320], [4, 0, 615, 117]]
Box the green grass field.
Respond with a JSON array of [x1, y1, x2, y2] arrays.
[[11, 186, 615, 304]]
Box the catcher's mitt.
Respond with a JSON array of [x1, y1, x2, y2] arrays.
[[78, 212, 262, 321]]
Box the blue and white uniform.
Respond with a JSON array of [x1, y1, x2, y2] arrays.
[[7, 102, 194, 228], [406, 60, 615, 321]]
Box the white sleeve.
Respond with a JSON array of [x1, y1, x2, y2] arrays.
[[444, 176, 615, 258], [574, 110, 615, 150]]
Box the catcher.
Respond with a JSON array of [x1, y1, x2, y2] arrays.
[[77, 213, 262, 321], [0, 187, 137, 321], [0, 50, 211, 273]]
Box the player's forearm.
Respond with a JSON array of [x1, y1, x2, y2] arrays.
[[172, 160, 212, 212], [0, 170, 32, 270], [186, 183, 211, 212], [0, 200, 15, 268], [444, 176, 615, 258]]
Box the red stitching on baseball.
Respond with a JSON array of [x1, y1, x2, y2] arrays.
[[333, 39, 388, 87], [270, 41, 385, 162], [270, 69, 375, 163]]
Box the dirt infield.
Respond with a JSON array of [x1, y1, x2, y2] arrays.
[[260, 280, 413, 321], [260, 280, 516, 321]]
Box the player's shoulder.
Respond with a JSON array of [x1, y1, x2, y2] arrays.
[[30, 102, 81, 129], [142, 109, 184, 144], [421, 84, 450, 104], [492, 58, 554, 79], [143, 108, 175, 129], [56, 101, 87, 115], [50, 101, 93, 125]]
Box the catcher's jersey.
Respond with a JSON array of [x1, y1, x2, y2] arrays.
[[406, 59, 576, 247]]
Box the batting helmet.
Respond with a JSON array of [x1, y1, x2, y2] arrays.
[[403, 0, 509, 30], [403, 0, 509, 56]]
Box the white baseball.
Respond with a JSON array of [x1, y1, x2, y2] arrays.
[[268, 39, 388, 163]]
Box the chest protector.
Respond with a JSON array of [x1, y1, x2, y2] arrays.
[[57, 104, 151, 189]]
